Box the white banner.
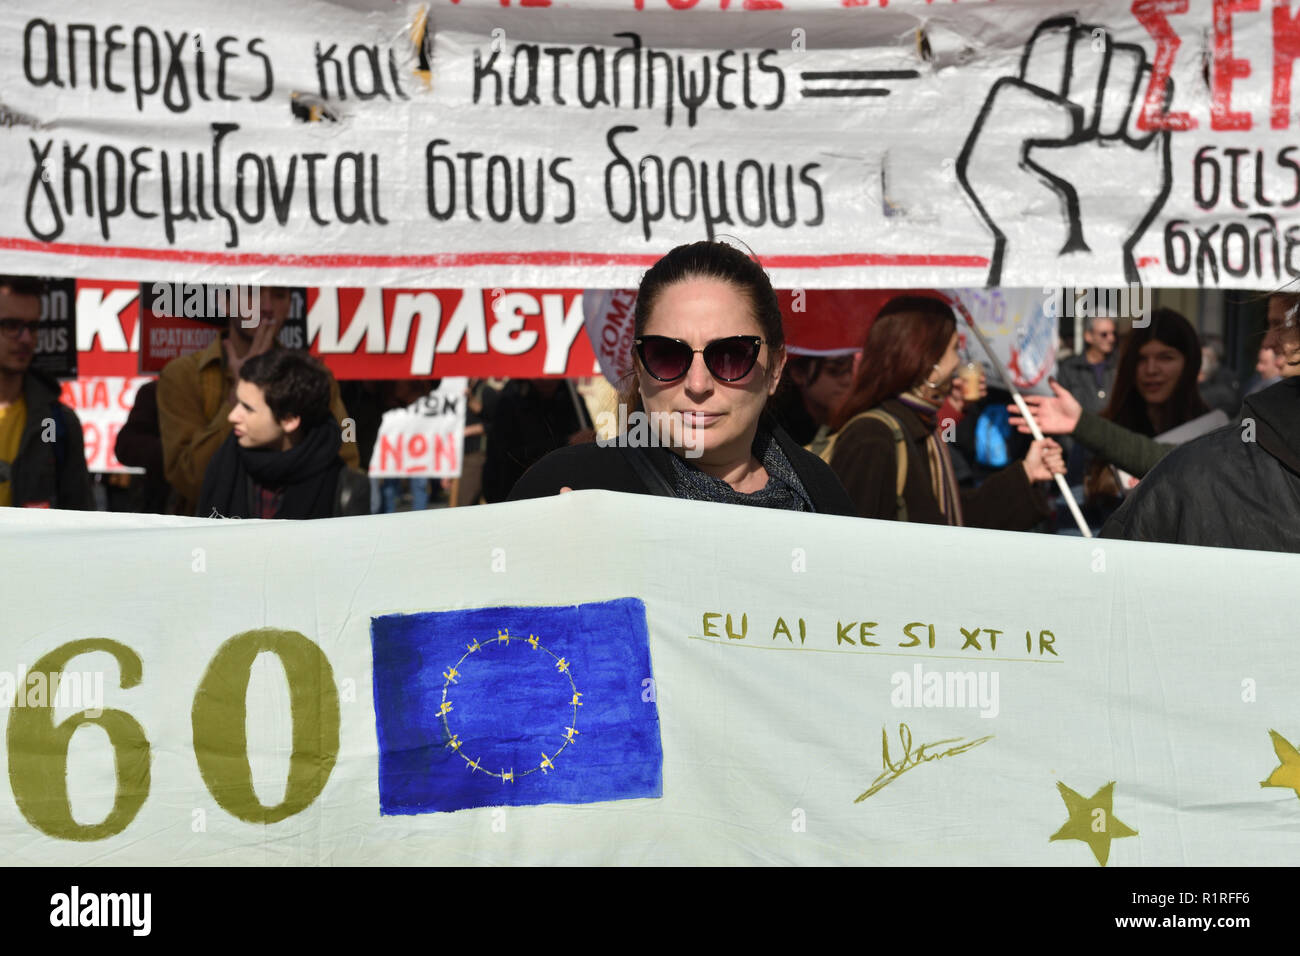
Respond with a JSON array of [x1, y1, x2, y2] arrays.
[[1, 0, 1296, 290], [368, 377, 467, 477], [1, 496, 1298, 865], [584, 288, 638, 385]]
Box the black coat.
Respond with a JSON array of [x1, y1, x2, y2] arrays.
[[508, 418, 857, 516], [198, 424, 370, 519], [7, 368, 94, 510], [483, 381, 590, 504], [1102, 377, 1300, 552]]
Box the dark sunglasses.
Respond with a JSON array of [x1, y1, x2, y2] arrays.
[[0, 318, 40, 339], [635, 335, 766, 383]]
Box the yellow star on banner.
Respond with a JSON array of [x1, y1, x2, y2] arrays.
[[1260, 730, 1300, 799], [1049, 781, 1137, 867]]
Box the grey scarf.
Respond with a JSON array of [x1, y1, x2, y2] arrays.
[[663, 427, 814, 512]]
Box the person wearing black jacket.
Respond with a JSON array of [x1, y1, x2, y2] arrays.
[[198, 350, 368, 519], [512, 410, 854, 514], [114, 380, 174, 514], [509, 240, 856, 516], [482, 378, 590, 504], [0, 275, 93, 510], [1102, 371, 1300, 552]]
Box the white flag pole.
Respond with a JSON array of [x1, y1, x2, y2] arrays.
[[960, 313, 1092, 538]]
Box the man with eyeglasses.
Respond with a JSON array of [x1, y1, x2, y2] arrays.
[[0, 275, 93, 510], [1056, 315, 1118, 417], [1052, 314, 1118, 485]]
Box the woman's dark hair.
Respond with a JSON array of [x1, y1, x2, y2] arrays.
[[829, 295, 956, 431], [239, 350, 333, 430], [621, 240, 785, 411], [1084, 307, 1208, 502], [1100, 307, 1208, 434]]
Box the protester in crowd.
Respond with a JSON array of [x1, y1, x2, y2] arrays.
[[1197, 334, 1241, 417], [444, 378, 490, 507], [1102, 296, 1300, 551], [823, 295, 1062, 527], [1246, 345, 1285, 395], [1244, 294, 1300, 393], [1270, 291, 1300, 377], [1080, 308, 1211, 521], [373, 378, 437, 513], [1012, 301, 1299, 482], [1052, 314, 1117, 484], [487, 377, 594, 503], [1056, 316, 1118, 416], [768, 352, 857, 447], [337, 379, 385, 472], [953, 382, 1031, 486], [157, 285, 358, 516], [0, 275, 93, 510], [113, 379, 172, 513], [198, 351, 368, 519], [509, 240, 856, 515], [931, 356, 990, 485]]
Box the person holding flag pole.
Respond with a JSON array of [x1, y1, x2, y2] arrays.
[[821, 295, 1068, 532]]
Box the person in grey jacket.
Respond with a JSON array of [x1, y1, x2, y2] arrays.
[[1055, 316, 1118, 416]]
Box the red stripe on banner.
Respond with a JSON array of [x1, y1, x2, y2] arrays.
[[0, 237, 989, 270]]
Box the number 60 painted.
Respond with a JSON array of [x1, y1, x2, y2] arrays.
[[5, 628, 340, 841]]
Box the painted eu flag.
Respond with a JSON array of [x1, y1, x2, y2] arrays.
[[371, 598, 662, 814]]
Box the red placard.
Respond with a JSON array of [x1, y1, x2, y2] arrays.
[[309, 288, 598, 379]]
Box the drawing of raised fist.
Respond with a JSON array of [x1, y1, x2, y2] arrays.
[[957, 17, 1174, 286]]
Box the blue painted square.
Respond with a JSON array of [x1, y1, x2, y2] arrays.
[[370, 598, 662, 814]]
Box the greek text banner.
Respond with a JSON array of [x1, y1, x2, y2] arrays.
[[1, 0, 1295, 289]]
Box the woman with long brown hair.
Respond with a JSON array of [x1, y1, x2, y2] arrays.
[[1083, 307, 1210, 514], [824, 295, 1063, 527]]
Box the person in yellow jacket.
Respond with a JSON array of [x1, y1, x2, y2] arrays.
[[157, 286, 358, 515]]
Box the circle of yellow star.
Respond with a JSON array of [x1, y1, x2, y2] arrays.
[[1050, 781, 1137, 867], [1260, 729, 1300, 800], [439, 627, 580, 782]]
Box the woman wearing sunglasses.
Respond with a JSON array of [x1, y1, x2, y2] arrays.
[[508, 241, 856, 514], [824, 295, 1065, 528]]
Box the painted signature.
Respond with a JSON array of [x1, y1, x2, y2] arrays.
[[854, 722, 994, 803]]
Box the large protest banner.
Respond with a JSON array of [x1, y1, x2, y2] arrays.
[[0, 496, 1297, 865], [1, 0, 1296, 291]]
